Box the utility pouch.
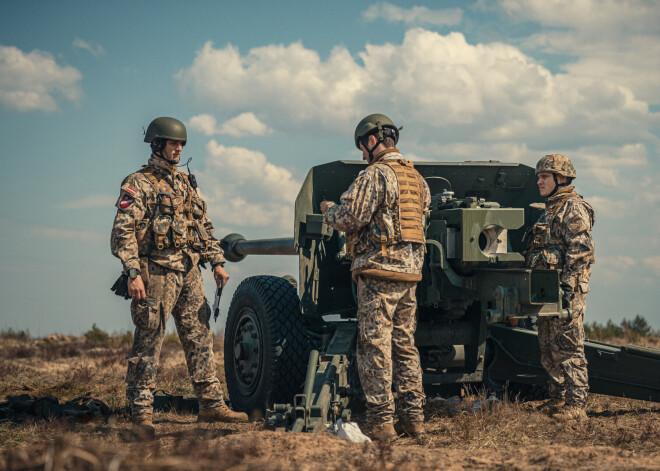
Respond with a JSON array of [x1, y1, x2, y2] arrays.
[[171, 195, 184, 213], [153, 215, 172, 250], [531, 223, 551, 248], [192, 202, 204, 219], [158, 193, 174, 215], [541, 247, 562, 269], [369, 209, 396, 255], [171, 217, 187, 248], [136, 218, 153, 254], [195, 221, 209, 249]]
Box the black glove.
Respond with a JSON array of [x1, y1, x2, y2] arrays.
[[110, 273, 130, 300]]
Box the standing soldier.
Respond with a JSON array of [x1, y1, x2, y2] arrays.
[[524, 154, 595, 422], [111, 117, 247, 438], [320, 114, 430, 442]]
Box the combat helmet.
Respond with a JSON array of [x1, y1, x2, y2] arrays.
[[354, 113, 401, 150], [535, 154, 576, 179], [144, 117, 187, 146]]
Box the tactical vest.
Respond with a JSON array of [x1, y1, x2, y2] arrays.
[[524, 188, 594, 269], [136, 166, 210, 255], [347, 158, 426, 258]]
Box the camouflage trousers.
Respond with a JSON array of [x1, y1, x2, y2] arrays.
[[355, 276, 425, 425], [537, 292, 589, 408], [126, 257, 223, 416]]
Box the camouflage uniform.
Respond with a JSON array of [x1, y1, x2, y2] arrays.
[[111, 156, 226, 416], [524, 185, 595, 408], [324, 149, 430, 424]]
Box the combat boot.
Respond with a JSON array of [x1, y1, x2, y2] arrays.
[[553, 406, 587, 422], [399, 420, 426, 439], [132, 413, 155, 440], [198, 401, 248, 423], [363, 422, 398, 443], [536, 398, 564, 416]]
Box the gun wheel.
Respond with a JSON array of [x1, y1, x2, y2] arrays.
[[224, 275, 309, 416]]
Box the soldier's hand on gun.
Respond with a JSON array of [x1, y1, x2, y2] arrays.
[[213, 265, 230, 288], [128, 276, 147, 302]]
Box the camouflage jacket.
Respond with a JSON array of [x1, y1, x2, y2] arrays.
[[323, 150, 431, 280], [523, 186, 595, 294], [111, 156, 225, 273]]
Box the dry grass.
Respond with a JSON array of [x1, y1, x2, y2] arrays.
[[0, 331, 658, 470]]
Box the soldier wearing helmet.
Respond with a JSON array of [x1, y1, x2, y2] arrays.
[[524, 154, 595, 422], [320, 114, 430, 442], [111, 117, 248, 438]]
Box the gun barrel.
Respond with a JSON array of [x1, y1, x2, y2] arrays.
[[221, 233, 296, 262]]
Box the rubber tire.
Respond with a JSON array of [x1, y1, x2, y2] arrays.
[[224, 275, 309, 414]]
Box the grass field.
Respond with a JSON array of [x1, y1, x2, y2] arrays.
[[1, 328, 658, 470]]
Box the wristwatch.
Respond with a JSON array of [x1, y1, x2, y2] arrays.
[[128, 268, 141, 279]]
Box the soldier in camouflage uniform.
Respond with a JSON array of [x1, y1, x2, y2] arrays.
[[321, 114, 430, 442], [111, 117, 247, 438], [523, 154, 595, 422]]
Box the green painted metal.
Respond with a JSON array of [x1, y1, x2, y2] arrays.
[[222, 158, 660, 433]]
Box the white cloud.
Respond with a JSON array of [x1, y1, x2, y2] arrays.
[[73, 38, 105, 58], [58, 194, 115, 209], [197, 141, 300, 233], [0, 44, 82, 112], [218, 112, 271, 137], [188, 112, 272, 137], [571, 144, 648, 186], [490, 0, 660, 103], [188, 114, 218, 136], [176, 29, 651, 149], [642, 256, 660, 276], [363, 2, 462, 27]]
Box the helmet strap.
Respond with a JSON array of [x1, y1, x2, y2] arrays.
[[547, 173, 569, 198], [150, 139, 179, 166]]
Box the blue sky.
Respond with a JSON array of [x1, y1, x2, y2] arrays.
[[1, 0, 658, 335]]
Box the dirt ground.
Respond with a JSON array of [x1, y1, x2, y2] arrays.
[[1, 335, 659, 470]]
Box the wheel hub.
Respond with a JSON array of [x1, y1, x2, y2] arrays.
[[231, 308, 263, 394]]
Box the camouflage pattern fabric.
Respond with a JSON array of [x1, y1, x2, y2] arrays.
[[113, 155, 226, 417], [524, 186, 595, 291], [536, 154, 577, 178], [323, 151, 431, 277], [356, 276, 425, 424], [111, 156, 225, 274], [126, 258, 223, 416], [524, 185, 595, 409], [537, 292, 588, 407]]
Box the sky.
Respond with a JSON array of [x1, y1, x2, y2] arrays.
[[0, 0, 659, 336]]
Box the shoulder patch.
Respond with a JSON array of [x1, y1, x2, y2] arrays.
[[119, 195, 134, 209]]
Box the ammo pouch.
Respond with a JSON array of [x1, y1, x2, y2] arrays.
[[153, 215, 172, 250], [369, 208, 396, 256], [195, 220, 209, 249], [192, 201, 205, 219], [158, 194, 174, 215], [530, 223, 551, 248], [171, 217, 188, 248]]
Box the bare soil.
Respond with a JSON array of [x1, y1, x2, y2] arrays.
[[1, 335, 659, 470]]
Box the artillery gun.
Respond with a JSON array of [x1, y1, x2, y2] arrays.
[[220, 160, 660, 433]]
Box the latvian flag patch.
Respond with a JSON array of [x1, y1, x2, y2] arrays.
[[120, 195, 134, 209]]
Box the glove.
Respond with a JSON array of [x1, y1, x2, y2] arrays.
[[110, 273, 131, 300]]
